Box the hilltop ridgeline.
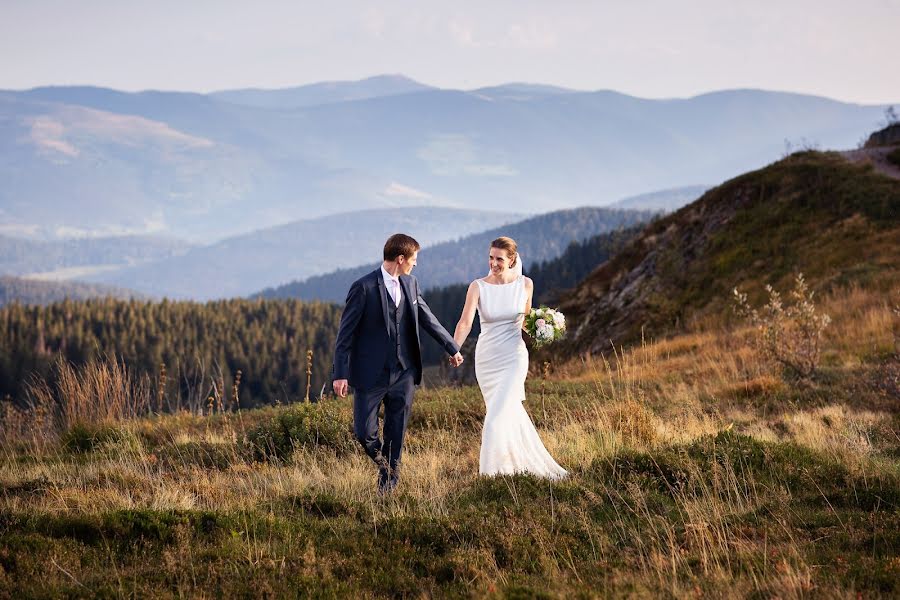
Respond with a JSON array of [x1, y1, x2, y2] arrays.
[[558, 150, 899, 356]]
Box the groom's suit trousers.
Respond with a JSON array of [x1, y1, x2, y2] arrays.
[[353, 296, 418, 470], [353, 365, 415, 470]]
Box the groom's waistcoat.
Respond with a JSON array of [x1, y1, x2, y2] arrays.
[[332, 268, 460, 389], [386, 294, 417, 373]]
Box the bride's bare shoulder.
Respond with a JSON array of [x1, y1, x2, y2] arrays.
[[523, 276, 534, 289], [467, 280, 481, 301]]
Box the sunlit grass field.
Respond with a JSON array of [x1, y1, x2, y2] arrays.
[[1, 286, 898, 598]]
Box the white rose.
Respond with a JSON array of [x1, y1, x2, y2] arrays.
[[535, 318, 546, 327], [537, 323, 555, 340]]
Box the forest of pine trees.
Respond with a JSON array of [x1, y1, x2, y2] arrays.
[[0, 222, 648, 409], [0, 297, 342, 409]]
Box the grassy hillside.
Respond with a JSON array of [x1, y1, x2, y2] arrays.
[[560, 151, 900, 355], [0, 285, 896, 597]]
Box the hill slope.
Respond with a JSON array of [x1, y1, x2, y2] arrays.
[[255, 207, 655, 302], [559, 151, 900, 355]]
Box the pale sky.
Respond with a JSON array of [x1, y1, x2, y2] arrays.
[[2, 0, 899, 104]]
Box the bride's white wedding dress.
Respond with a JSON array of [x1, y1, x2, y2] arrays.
[[474, 275, 568, 479]]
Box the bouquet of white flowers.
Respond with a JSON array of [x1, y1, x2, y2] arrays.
[[523, 306, 566, 348]]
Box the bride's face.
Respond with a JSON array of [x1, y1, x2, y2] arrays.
[[488, 247, 511, 276]]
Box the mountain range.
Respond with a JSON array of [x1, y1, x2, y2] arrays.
[[82, 207, 519, 300], [255, 206, 656, 302], [1, 76, 891, 243], [0, 275, 144, 306], [0, 234, 191, 280]]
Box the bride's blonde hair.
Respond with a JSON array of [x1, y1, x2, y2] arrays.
[[490, 237, 518, 268]]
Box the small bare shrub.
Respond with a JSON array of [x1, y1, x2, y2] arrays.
[[733, 273, 831, 379]]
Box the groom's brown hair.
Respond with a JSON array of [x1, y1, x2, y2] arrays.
[[383, 233, 420, 261]]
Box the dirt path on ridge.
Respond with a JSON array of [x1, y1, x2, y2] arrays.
[[840, 146, 900, 180]]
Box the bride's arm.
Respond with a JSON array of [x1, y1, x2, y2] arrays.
[[453, 281, 480, 348], [522, 277, 534, 330]]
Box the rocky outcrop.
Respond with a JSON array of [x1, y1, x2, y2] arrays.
[[864, 123, 900, 148], [560, 180, 754, 354]]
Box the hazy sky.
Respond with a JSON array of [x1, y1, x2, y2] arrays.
[[2, 0, 899, 104]]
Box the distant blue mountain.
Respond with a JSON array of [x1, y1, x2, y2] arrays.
[[84, 206, 520, 300], [211, 74, 435, 109], [0, 77, 893, 244], [0, 234, 191, 276], [609, 185, 709, 211], [253, 206, 655, 303]]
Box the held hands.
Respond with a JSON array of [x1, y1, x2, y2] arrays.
[[333, 379, 349, 398], [448, 352, 464, 368]]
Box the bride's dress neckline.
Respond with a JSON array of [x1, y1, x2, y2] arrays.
[[479, 275, 521, 287]]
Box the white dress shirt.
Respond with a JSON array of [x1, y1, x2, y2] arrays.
[[380, 265, 402, 307]]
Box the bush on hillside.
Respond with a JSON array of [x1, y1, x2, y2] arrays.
[[245, 401, 354, 461], [733, 273, 831, 379]]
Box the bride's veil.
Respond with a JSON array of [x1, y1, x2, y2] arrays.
[[511, 252, 523, 277]]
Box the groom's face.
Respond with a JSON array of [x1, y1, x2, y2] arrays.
[[398, 250, 418, 275]]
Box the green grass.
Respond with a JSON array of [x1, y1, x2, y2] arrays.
[[1, 380, 898, 598]]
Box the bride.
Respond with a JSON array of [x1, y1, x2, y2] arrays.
[[453, 236, 568, 479]]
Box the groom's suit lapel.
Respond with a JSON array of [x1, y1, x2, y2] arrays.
[[399, 276, 416, 326], [375, 270, 391, 337]]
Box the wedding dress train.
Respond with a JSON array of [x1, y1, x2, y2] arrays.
[[474, 275, 568, 479]]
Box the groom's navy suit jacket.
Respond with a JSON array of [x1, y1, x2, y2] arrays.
[[332, 269, 460, 389]]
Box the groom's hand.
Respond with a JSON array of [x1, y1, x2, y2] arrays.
[[333, 379, 349, 398], [449, 352, 464, 368]]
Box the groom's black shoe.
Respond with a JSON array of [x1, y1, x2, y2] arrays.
[[377, 467, 391, 494], [376, 456, 392, 495], [387, 463, 401, 492]]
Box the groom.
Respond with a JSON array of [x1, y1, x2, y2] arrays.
[[332, 233, 464, 493]]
